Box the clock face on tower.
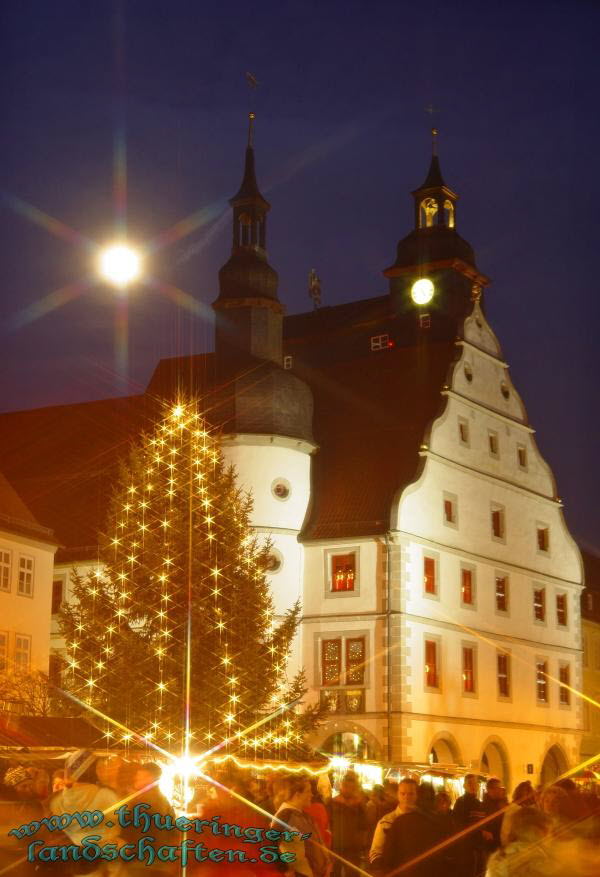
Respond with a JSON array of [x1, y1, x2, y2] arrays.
[[411, 277, 434, 305]]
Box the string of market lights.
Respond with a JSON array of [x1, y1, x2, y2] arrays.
[[62, 400, 306, 756]]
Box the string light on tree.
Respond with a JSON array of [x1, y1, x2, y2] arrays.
[[60, 399, 322, 758]]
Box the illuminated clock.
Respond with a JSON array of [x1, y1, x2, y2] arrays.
[[411, 278, 434, 305]]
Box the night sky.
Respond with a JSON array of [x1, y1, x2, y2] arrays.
[[1, 0, 598, 550]]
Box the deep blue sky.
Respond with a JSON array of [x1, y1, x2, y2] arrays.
[[1, 0, 599, 550]]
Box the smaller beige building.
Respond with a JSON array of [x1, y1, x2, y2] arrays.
[[0, 473, 57, 686], [581, 549, 600, 764]]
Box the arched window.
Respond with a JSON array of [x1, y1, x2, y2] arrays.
[[420, 198, 438, 228], [239, 212, 252, 246], [444, 199, 455, 228]]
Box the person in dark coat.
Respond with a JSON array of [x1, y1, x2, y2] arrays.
[[329, 772, 368, 877], [452, 774, 487, 877], [374, 778, 442, 877]]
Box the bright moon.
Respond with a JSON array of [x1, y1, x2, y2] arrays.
[[411, 277, 434, 305], [99, 245, 141, 288]]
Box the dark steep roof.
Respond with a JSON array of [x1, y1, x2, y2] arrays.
[[296, 341, 456, 539], [0, 395, 153, 559], [0, 298, 458, 551]]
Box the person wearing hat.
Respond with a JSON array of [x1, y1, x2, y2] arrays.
[[48, 749, 123, 873]]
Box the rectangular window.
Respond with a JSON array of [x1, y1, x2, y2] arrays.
[[15, 635, 31, 671], [331, 553, 356, 592], [559, 664, 571, 706], [419, 314, 431, 330], [491, 505, 505, 540], [497, 653, 510, 698], [495, 575, 508, 612], [18, 556, 34, 596], [534, 588, 546, 622], [52, 580, 64, 615], [0, 551, 10, 591], [321, 639, 342, 686], [462, 646, 476, 694], [556, 594, 568, 627], [423, 556, 436, 595], [488, 430, 499, 458], [346, 637, 365, 685], [536, 660, 549, 703], [425, 639, 439, 689], [370, 334, 390, 351], [461, 567, 474, 606], [537, 527, 549, 552], [444, 498, 456, 524], [0, 632, 7, 672], [517, 444, 528, 469], [458, 418, 470, 446], [283, 355, 293, 370]]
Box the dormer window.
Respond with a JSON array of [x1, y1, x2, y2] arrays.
[[371, 334, 390, 351]]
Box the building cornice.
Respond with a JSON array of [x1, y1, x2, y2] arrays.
[[391, 529, 583, 588], [455, 339, 507, 367], [441, 388, 534, 432], [221, 433, 318, 454], [403, 611, 581, 655], [419, 448, 560, 506]]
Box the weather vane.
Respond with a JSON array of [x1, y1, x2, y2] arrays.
[[308, 268, 322, 309], [425, 105, 439, 155], [245, 72, 259, 147]]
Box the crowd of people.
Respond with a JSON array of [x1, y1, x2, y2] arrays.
[[1, 753, 599, 877]]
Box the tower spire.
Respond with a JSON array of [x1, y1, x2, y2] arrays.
[[247, 111, 255, 148]]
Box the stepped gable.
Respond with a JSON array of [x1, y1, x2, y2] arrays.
[[296, 339, 457, 539], [0, 394, 152, 559]]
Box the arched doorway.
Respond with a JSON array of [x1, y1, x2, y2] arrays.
[[540, 745, 568, 785], [322, 730, 378, 761], [429, 734, 461, 765], [480, 739, 510, 787]]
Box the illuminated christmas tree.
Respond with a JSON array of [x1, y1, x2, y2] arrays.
[[60, 401, 319, 755]]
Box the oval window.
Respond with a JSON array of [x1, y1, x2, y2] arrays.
[[271, 479, 291, 501], [265, 550, 283, 573], [464, 363, 473, 383], [500, 381, 510, 400]]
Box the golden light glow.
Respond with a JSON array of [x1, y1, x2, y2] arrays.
[[411, 277, 434, 305], [99, 244, 141, 288]]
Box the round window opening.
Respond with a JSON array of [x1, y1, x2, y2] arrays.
[[464, 363, 473, 383], [265, 550, 283, 574], [500, 381, 510, 400], [272, 479, 291, 501]]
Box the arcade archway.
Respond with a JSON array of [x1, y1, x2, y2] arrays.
[[540, 744, 568, 785], [480, 738, 510, 787], [428, 733, 462, 765]]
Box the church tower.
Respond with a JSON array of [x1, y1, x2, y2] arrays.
[[213, 118, 316, 650], [385, 130, 489, 324], [213, 113, 282, 376]]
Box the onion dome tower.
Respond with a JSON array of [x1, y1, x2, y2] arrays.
[[213, 115, 313, 443], [384, 129, 489, 323]]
